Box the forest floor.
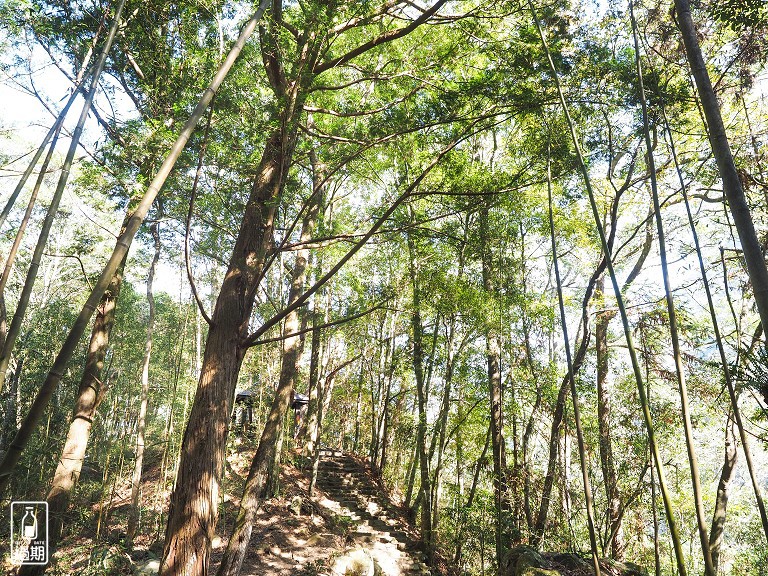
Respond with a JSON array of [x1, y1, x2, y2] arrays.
[[34, 436, 448, 576], [26, 438, 646, 576]]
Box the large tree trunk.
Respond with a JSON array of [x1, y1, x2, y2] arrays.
[[165, 6, 317, 567], [17, 257, 126, 576], [674, 0, 768, 334], [164, 3, 452, 570], [127, 222, 161, 543], [162, 119, 300, 576]]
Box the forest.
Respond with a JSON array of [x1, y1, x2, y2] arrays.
[[0, 0, 767, 575]]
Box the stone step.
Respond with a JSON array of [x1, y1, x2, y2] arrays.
[[318, 478, 371, 487], [310, 451, 435, 576], [318, 449, 344, 457], [318, 467, 366, 474], [350, 531, 377, 542], [323, 489, 378, 498], [318, 467, 362, 475]]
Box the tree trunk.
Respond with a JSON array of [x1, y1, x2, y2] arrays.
[[127, 222, 161, 543], [265, 146, 323, 486], [0, 356, 22, 450], [709, 414, 737, 573], [178, 20, 321, 574], [663, 78, 768, 548], [162, 114, 301, 575], [595, 277, 622, 558], [533, 293, 595, 546], [455, 425, 490, 566], [430, 320, 457, 535], [407, 229, 434, 561], [548, 160, 602, 574], [479, 204, 509, 573], [303, 310, 323, 454], [0, 121, 62, 308], [530, 5, 689, 571], [631, 10, 715, 572], [353, 364, 363, 454], [674, 0, 768, 334], [309, 356, 355, 494], [17, 258, 126, 576], [404, 440, 419, 511]]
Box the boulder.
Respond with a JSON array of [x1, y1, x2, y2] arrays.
[[549, 552, 588, 570], [331, 548, 376, 576], [504, 546, 647, 576], [602, 558, 648, 576], [503, 545, 561, 576], [134, 559, 160, 575], [290, 495, 303, 515]]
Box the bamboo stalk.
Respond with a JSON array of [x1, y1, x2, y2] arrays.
[[660, 96, 768, 546], [0, 0, 272, 492], [630, 5, 714, 573], [546, 142, 602, 576], [526, 2, 688, 572]]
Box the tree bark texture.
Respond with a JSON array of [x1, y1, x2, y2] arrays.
[[164, 4, 317, 569], [162, 121, 302, 576], [407, 230, 434, 560], [709, 414, 737, 573], [478, 205, 510, 572]]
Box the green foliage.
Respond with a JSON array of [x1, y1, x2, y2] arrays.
[[1, 0, 768, 573], [707, 0, 768, 30]]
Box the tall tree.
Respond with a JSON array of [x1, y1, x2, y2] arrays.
[[127, 221, 161, 543], [162, 3, 451, 573], [407, 224, 435, 561], [478, 202, 509, 572], [674, 0, 768, 335]]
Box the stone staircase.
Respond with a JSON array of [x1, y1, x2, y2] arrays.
[[315, 450, 433, 576]]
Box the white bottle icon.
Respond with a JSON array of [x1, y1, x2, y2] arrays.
[[21, 506, 37, 540]]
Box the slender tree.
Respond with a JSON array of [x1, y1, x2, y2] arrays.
[[127, 221, 161, 543], [630, 5, 715, 573], [478, 202, 509, 572], [660, 104, 768, 542], [407, 225, 435, 561], [547, 142, 602, 576], [16, 254, 127, 576], [528, 1, 688, 571], [674, 0, 768, 334]]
